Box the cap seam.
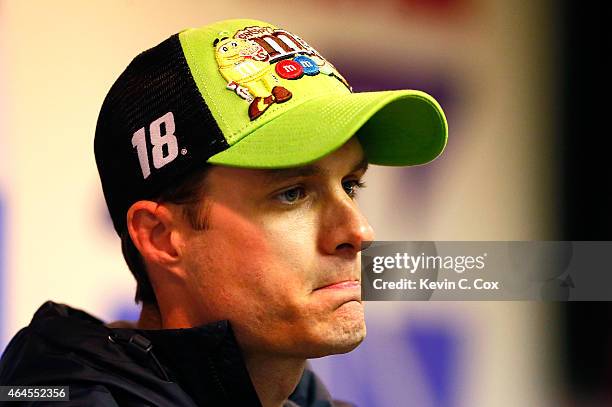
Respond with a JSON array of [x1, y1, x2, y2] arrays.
[[181, 30, 233, 140]]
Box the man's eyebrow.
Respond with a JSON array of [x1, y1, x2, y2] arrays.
[[350, 156, 369, 175], [261, 155, 369, 185]]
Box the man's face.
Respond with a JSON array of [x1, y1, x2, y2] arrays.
[[178, 137, 374, 358]]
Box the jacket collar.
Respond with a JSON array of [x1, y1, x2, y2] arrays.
[[31, 301, 261, 406], [134, 320, 261, 406]]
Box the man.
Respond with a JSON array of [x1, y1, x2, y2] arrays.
[[0, 19, 447, 406]]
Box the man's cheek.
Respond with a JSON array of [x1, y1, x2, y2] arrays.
[[203, 232, 271, 279]]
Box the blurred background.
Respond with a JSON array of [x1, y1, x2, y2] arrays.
[[0, 1, 609, 406]]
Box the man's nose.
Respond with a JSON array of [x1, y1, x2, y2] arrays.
[[319, 191, 375, 257]]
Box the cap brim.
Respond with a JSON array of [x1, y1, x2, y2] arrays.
[[206, 90, 447, 168]]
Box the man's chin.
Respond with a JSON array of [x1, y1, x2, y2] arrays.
[[308, 329, 366, 358], [307, 309, 367, 358], [331, 327, 366, 354]]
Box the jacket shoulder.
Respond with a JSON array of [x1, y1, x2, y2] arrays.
[[0, 324, 122, 405], [0, 302, 198, 407], [0, 306, 98, 385]]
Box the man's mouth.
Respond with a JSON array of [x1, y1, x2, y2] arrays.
[[314, 280, 360, 291]]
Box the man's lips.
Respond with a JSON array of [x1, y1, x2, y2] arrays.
[[314, 280, 361, 291]]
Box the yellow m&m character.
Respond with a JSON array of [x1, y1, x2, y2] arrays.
[[214, 37, 291, 120]]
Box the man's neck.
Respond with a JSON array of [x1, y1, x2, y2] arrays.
[[138, 303, 304, 406], [137, 302, 163, 329], [244, 353, 305, 407]]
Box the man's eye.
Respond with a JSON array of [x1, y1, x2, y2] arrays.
[[343, 180, 366, 198], [275, 187, 306, 204]]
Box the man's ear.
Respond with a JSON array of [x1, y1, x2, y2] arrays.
[[126, 201, 183, 267]]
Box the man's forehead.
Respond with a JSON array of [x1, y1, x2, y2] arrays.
[[260, 155, 368, 186]]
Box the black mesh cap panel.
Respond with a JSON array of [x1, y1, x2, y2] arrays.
[[94, 34, 228, 235]]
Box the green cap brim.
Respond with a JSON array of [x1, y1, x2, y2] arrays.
[[207, 89, 447, 168]]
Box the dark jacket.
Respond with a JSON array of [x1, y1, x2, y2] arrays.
[[0, 301, 350, 406]]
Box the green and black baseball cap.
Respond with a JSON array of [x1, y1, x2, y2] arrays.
[[95, 18, 448, 234]]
